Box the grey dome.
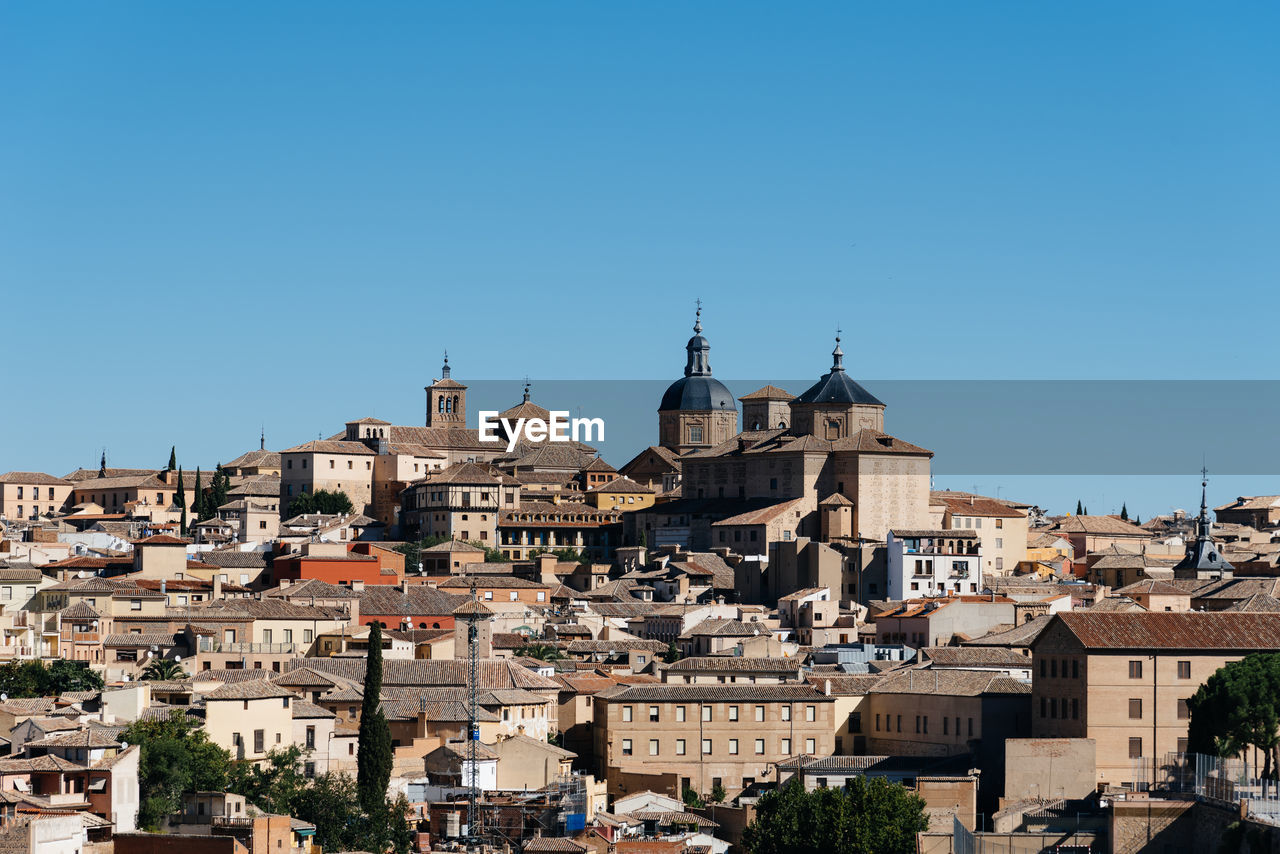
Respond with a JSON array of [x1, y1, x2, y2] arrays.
[[660, 376, 737, 412], [659, 305, 736, 412], [794, 335, 884, 407]]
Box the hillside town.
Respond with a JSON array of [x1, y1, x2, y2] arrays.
[[1, 317, 1278, 854]]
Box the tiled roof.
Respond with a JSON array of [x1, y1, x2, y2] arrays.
[[294, 658, 561, 691], [602, 684, 831, 703], [871, 668, 1030, 696], [522, 836, 588, 852], [710, 498, 805, 527], [1114, 580, 1190, 597], [1044, 612, 1280, 650], [663, 656, 800, 673], [681, 618, 768, 638], [204, 680, 297, 701], [565, 639, 667, 654], [263, 578, 359, 599], [359, 586, 467, 616], [960, 614, 1053, 648], [738, 385, 795, 401], [132, 534, 189, 545], [919, 647, 1033, 668], [104, 633, 178, 647], [24, 729, 121, 749], [438, 575, 548, 590], [0, 472, 70, 485], [281, 440, 377, 455], [587, 476, 653, 495], [803, 674, 883, 696], [1222, 594, 1280, 613], [1051, 515, 1150, 536], [931, 493, 1025, 519]]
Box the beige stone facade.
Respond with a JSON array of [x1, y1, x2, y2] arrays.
[[0, 473, 72, 521], [593, 684, 835, 798], [1030, 611, 1280, 788]]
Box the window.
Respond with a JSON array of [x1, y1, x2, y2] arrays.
[[1178, 698, 1190, 719], [805, 705, 816, 722], [780, 738, 791, 755], [676, 739, 686, 755], [755, 705, 765, 722], [621, 739, 632, 756], [702, 739, 712, 755], [781, 705, 791, 721], [729, 739, 739, 755], [968, 718, 973, 736], [805, 738, 816, 754], [130, 599, 141, 611], [1072, 698, 1079, 719], [755, 738, 765, 755], [253, 730, 265, 753], [729, 705, 739, 722], [1177, 660, 1192, 679], [263, 630, 273, 644], [510, 591, 518, 601], [1129, 699, 1142, 719], [622, 706, 632, 722], [689, 426, 703, 443], [676, 706, 686, 722], [1128, 737, 1143, 759], [649, 706, 660, 723], [1072, 660, 1079, 679], [702, 706, 712, 722], [649, 739, 659, 756], [305, 726, 316, 749], [875, 713, 881, 731], [304, 761, 315, 779], [1129, 660, 1143, 679]]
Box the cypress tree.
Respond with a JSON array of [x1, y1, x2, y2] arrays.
[[167, 446, 177, 472], [176, 467, 187, 535], [210, 463, 229, 511], [193, 468, 206, 521], [1075, 500, 1083, 516], [1121, 503, 1129, 522], [357, 622, 392, 816]]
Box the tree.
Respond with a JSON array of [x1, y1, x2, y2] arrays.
[[122, 710, 231, 830], [1075, 500, 1083, 515], [513, 643, 565, 662], [291, 773, 364, 852], [0, 659, 104, 698], [357, 622, 393, 815], [741, 777, 927, 854], [682, 786, 705, 809], [710, 781, 726, 804], [210, 463, 230, 512], [141, 658, 187, 681], [193, 467, 207, 521], [1188, 652, 1280, 778], [1121, 503, 1129, 521], [638, 527, 647, 549], [228, 745, 308, 816], [176, 467, 187, 535], [393, 536, 449, 572], [167, 446, 177, 471], [663, 641, 682, 663], [288, 489, 355, 518], [529, 547, 588, 565]]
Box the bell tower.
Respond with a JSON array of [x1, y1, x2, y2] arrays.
[[425, 351, 467, 428]]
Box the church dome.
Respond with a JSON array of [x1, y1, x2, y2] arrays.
[[658, 306, 736, 413], [660, 375, 736, 412], [794, 334, 884, 406]]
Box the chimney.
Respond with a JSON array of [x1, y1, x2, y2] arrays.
[[160, 579, 166, 596], [213, 574, 222, 599], [824, 679, 831, 697]]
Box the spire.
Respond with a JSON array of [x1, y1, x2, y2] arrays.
[[98, 449, 107, 478], [260, 425, 266, 451], [1175, 466, 1233, 577], [441, 350, 451, 379], [684, 301, 712, 377], [831, 327, 845, 372], [523, 377, 531, 403]]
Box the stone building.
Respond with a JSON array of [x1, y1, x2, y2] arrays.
[[1030, 611, 1280, 787]]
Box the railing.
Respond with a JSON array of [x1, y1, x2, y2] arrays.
[[1137, 752, 1280, 825], [208, 642, 302, 654]]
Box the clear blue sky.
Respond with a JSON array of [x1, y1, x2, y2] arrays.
[[3, 2, 1278, 517]]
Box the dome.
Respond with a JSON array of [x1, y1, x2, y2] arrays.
[[794, 334, 884, 407], [658, 304, 736, 412], [659, 375, 737, 412]]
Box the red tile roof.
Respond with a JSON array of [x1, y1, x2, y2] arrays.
[[1043, 612, 1280, 650]]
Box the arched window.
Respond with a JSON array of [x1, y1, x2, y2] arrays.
[[445, 398, 452, 413], [452, 395, 459, 413], [438, 397, 445, 413]]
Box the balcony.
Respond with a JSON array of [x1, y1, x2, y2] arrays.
[[211, 642, 303, 655]]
